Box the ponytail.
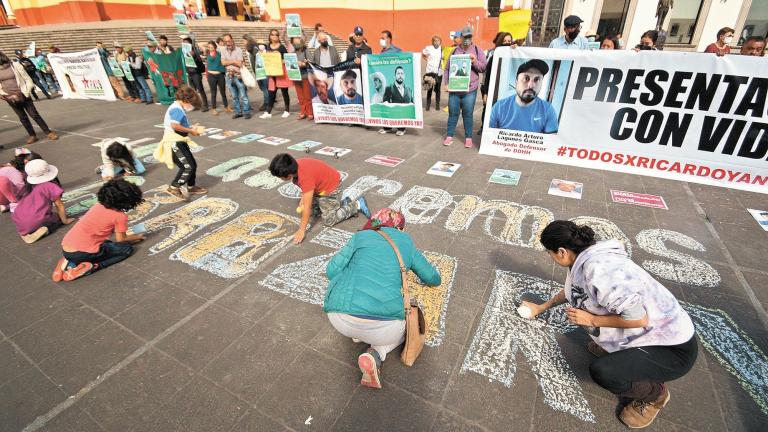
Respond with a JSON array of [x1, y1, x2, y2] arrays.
[[540, 220, 596, 255]]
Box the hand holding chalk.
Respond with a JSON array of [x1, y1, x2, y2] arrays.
[[518, 300, 542, 319], [517, 305, 533, 319]]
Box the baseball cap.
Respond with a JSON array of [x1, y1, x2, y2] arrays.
[[25, 159, 59, 185], [517, 59, 549, 76], [459, 26, 473, 37], [563, 15, 583, 27], [353, 26, 363, 35]]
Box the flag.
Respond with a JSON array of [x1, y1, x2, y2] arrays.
[[142, 48, 188, 105]]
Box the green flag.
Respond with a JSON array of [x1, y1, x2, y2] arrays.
[[143, 48, 188, 105]]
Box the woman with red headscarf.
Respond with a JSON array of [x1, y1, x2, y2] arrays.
[[323, 208, 441, 389]]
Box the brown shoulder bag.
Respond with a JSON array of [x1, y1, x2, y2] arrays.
[[375, 229, 426, 366]]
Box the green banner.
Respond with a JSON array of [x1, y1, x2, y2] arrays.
[[364, 53, 417, 120], [181, 43, 196, 68], [108, 57, 124, 77], [447, 54, 471, 92], [285, 14, 302, 38], [254, 53, 266, 80], [173, 13, 189, 33], [284, 53, 301, 81], [143, 48, 188, 105], [120, 61, 134, 81]]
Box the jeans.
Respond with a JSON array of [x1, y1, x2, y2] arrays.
[[171, 141, 197, 187], [207, 73, 227, 109], [258, 78, 270, 109], [103, 158, 146, 177], [41, 72, 59, 93], [226, 74, 250, 115], [187, 70, 209, 108], [447, 90, 477, 138], [30, 71, 51, 98], [63, 240, 133, 272], [6, 97, 51, 136], [134, 75, 153, 102], [589, 336, 698, 401], [327, 313, 405, 361]]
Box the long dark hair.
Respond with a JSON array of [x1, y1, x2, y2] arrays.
[[105, 142, 136, 173], [10, 151, 42, 172], [0, 51, 10, 66], [540, 220, 596, 255], [97, 178, 144, 212]]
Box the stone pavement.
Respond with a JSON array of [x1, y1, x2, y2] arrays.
[[0, 95, 766, 432]]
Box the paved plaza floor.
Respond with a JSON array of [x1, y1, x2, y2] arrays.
[[0, 95, 766, 432]]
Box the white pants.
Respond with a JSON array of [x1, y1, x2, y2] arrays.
[[327, 313, 405, 361]]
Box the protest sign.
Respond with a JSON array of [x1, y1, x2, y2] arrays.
[[747, 209, 768, 231], [24, 42, 35, 58], [286, 14, 302, 38], [263, 52, 284, 76], [284, 53, 301, 81], [143, 48, 188, 105], [610, 190, 668, 209], [427, 161, 460, 177], [499, 9, 531, 40], [288, 140, 323, 151], [362, 53, 423, 128], [107, 57, 124, 77], [120, 61, 134, 81], [366, 155, 405, 167], [48, 48, 116, 101], [479, 47, 768, 193], [253, 53, 266, 80], [181, 43, 196, 68], [173, 13, 189, 33], [548, 179, 583, 199], [145, 31, 157, 42], [488, 169, 521, 185], [447, 54, 471, 91], [308, 62, 365, 125]]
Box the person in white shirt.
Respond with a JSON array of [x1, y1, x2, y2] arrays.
[[421, 35, 442, 111]]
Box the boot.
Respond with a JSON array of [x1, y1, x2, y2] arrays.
[[619, 385, 670, 429]]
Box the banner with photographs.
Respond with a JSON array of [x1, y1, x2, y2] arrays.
[[48, 48, 117, 101], [285, 13, 302, 38], [362, 52, 423, 128], [252, 53, 266, 80], [447, 54, 471, 91], [479, 47, 768, 193], [308, 61, 365, 125], [181, 43, 196, 68], [284, 53, 301, 81], [120, 61, 134, 81], [107, 57, 124, 77]]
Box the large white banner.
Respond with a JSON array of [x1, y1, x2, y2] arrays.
[[479, 47, 768, 193], [48, 48, 116, 101]]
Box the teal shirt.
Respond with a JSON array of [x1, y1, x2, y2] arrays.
[[323, 228, 441, 320], [206, 51, 226, 73]]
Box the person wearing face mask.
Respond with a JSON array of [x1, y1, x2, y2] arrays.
[[378, 30, 407, 136], [421, 35, 443, 111], [308, 23, 334, 49], [346, 26, 372, 67], [289, 37, 315, 120], [704, 27, 735, 56], [549, 15, 589, 50], [488, 59, 558, 133], [634, 30, 658, 51], [443, 26, 487, 149], [440, 30, 463, 113], [479, 32, 514, 134], [310, 32, 340, 68]]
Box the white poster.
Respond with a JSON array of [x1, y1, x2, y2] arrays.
[[48, 48, 116, 101], [479, 47, 768, 194]]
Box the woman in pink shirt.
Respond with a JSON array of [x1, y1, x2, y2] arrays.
[[11, 159, 74, 244], [55, 179, 145, 282], [0, 148, 40, 212]]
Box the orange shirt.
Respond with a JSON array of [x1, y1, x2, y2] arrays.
[[295, 158, 340, 196], [62, 203, 128, 253]]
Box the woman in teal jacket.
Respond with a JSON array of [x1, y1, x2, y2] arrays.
[[324, 208, 441, 389]]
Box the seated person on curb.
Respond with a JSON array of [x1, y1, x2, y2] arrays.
[[323, 208, 441, 389], [11, 159, 75, 244], [268, 153, 370, 244], [54, 179, 145, 282], [96, 138, 146, 180], [521, 220, 697, 429]]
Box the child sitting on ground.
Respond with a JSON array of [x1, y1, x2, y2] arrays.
[[0, 148, 41, 212], [54, 178, 145, 282], [153, 84, 207, 200], [97, 138, 146, 180], [269, 153, 371, 244], [11, 159, 75, 243]]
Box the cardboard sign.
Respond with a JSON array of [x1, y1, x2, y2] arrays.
[[427, 161, 460, 178], [263, 52, 284, 76], [610, 190, 668, 209], [365, 155, 405, 167]]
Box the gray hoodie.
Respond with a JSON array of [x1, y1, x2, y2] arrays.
[[566, 240, 695, 353]]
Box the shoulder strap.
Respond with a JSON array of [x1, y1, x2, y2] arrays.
[[375, 230, 411, 311]]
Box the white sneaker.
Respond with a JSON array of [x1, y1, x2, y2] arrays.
[[259, 112, 272, 119], [281, 111, 290, 118], [378, 128, 388, 134]]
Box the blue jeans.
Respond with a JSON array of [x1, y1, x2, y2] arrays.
[[63, 240, 133, 273], [33, 71, 51, 95], [258, 78, 270, 108], [226, 74, 251, 115], [42, 72, 59, 92], [447, 90, 478, 138], [134, 75, 153, 102]]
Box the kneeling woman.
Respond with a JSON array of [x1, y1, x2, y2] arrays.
[[522, 220, 697, 429], [324, 208, 441, 389]]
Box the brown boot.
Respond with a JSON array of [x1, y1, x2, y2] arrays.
[[166, 186, 186, 200], [619, 387, 670, 429], [224, 106, 234, 113], [47, 132, 58, 140], [26, 135, 38, 144], [187, 185, 208, 195], [586, 340, 608, 357]]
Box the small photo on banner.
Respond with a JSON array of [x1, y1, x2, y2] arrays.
[[107, 57, 124, 77], [362, 52, 423, 128], [263, 52, 283, 76], [488, 168, 521, 185], [285, 14, 302, 38], [548, 179, 583, 199], [173, 13, 189, 33], [253, 53, 267, 80], [447, 54, 471, 92], [308, 62, 365, 125], [181, 43, 196, 68], [284, 53, 301, 81], [120, 61, 134, 81], [747, 209, 768, 231], [427, 161, 460, 177]]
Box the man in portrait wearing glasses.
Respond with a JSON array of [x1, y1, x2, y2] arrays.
[[488, 59, 559, 133], [549, 15, 590, 50]]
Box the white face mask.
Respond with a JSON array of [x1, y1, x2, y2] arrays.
[[379, 39, 387, 48], [725, 36, 733, 44]]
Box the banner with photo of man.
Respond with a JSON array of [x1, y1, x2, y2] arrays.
[[447, 54, 471, 91], [362, 52, 423, 129], [479, 47, 768, 193], [284, 53, 301, 81], [308, 61, 364, 125], [48, 48, 116, 101]]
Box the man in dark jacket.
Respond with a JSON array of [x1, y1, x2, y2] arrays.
[[346, 26, 372, 67]]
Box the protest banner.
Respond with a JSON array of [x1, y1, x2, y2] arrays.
[[285, 14, 302, 38], [284, 53, 301, 81], [143, 48, 188, 105], [120, 61, 134, 81], [362, 52, 423, 128], [263, 52, 284, 76], [479, 47, 768, 193], [253, 53, 266, 80], [447, 54, 471, 91], [181, 42, 196, 68], [48, 48, 116, 101], [308, 61, 365, 125], [173, 13, 189, 33], [145, 31, 157, 42], [107, 57, 124, 77]]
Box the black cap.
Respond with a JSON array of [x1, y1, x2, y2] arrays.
[[563, 15, 583, 27], [517, 59, 549, 76], [353, 26, 363, 35]]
